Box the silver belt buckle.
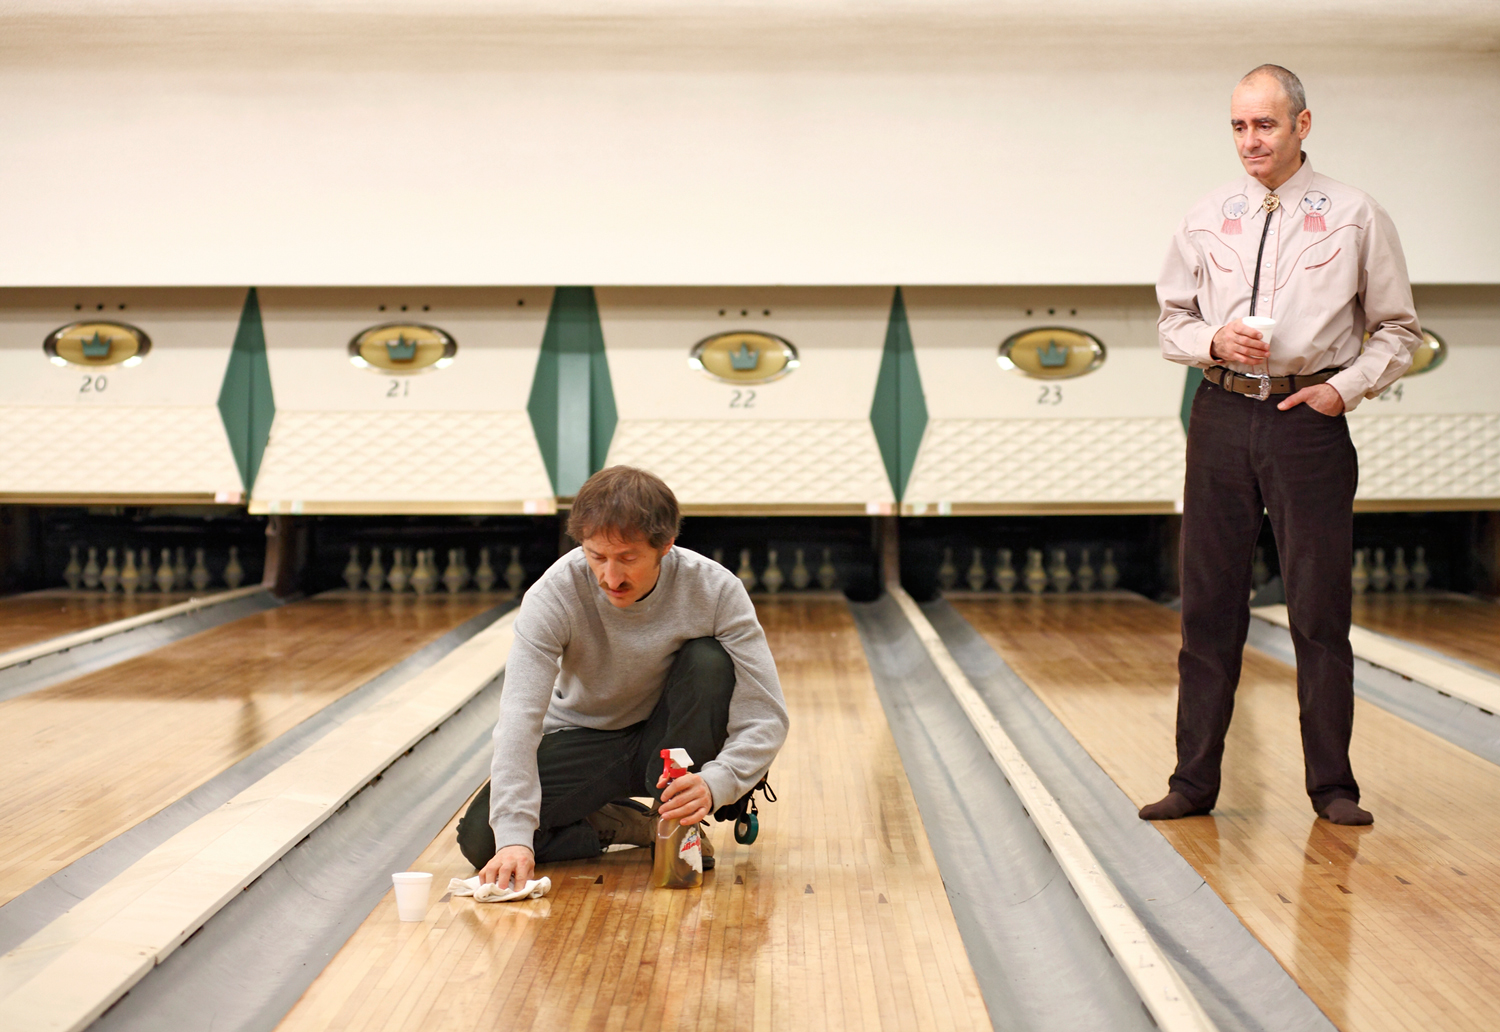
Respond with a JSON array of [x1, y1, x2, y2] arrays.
[[1253, 374, 1271, 401]]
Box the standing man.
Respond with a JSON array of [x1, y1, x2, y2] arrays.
[[1143, 65, 1421, 826], [458, 465, 789, 891]]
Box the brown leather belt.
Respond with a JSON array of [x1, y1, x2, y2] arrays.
[[1204, 366, 1340, 401]]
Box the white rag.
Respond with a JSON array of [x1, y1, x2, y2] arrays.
[[447, 874, 552, 903]]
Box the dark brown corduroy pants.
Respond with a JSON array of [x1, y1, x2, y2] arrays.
[[1170, 378, 1360, 812]]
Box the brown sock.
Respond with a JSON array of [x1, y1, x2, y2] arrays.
[[1319, 798, 1373, 826], [1138, 791, 1209, 821]]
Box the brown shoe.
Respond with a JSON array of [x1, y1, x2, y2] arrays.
[[585, 800, 654, 848], [1318, 798, 1373, 826], [1138, 792, 1210, 821]]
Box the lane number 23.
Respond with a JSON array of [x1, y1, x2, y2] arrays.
[[1037, 385, 1062, 405]]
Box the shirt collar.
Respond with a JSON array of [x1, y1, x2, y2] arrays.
[[1245, 152, 1314, 216]]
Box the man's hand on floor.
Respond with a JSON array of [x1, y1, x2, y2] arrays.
[[657, 771, 713, 825], [480, 844, 535, 889]]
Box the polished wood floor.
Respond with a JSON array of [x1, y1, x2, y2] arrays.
[[1351, 593, 1500, 678], [276, 600, 990, 1032], [0, 590, 191, 654], [954, 596, 1500, 1032], [0, 593, 498, 906]]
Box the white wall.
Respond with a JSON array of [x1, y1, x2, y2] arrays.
[[2, 1, 1497, 286]]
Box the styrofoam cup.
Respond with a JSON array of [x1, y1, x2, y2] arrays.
[[1242, 315, 1276, 345], [392, 871, 433, 922]]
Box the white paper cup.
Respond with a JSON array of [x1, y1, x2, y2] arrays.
[[392, 871, 433, 922], [1242, 315, 1276, 345]]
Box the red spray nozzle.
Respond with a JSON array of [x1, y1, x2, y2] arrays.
[[660, 748, 688, 780]]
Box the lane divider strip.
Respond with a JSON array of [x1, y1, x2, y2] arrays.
[[0, 586, 270, 672], [1253, 604, 1500, 716], [890, 587, 1218, 1032], [0, 610, 517, 1032]]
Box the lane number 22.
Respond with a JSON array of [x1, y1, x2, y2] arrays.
[[730, 389, 756, 408]]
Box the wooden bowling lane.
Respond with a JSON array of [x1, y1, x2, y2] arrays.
[[0, 593, 499, 908], [0, 590, 192, 653], [951, 596, 1500, 1032], [274, 600, 990, 1032], [1350, 593, 1500, 678]]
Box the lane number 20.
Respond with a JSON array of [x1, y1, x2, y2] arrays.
[[80, 374, 107, 393]]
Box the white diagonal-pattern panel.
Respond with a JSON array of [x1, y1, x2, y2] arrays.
[[903, 416, 1186, 505], [252, 410, 552, 504], [0, 407, 242, 495], [1351, 413, 1500, 499], [606, 419, 894, 506]]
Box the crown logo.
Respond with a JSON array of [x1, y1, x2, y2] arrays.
[[81, 331, 113, 358], [384, 335, 418, 361], [1037, 339, 1069, 368], [729, 343, 760, 371]]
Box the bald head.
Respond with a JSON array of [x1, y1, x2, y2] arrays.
[[1239, 64, 1306, 121], [1230, 65, 1312, 190]]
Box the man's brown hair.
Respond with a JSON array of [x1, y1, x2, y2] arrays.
[[566, 466, 682, 548]]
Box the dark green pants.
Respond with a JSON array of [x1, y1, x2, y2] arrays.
[[456, 636, 735, 869]]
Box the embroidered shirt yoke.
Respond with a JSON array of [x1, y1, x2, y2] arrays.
[[1156, 155, 1422, 411]]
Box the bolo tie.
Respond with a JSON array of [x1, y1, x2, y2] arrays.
[[1247, 192, 1280, 399]]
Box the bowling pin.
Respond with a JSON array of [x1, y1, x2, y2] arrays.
[[790, 548, 811, 591], [343, 546, 364, 591], [443, 549, 466, 593], [1049, 549, 1073, 593], [817, 548, 837, 590], [1101, 548, 1120, 590], [83, 547, 101, 589], [121, 548, 140, 596], [191, 548, 211, 592], [762, 550, 785, 594], [1411, 546, 1430, 591], [505, 547, 525, 592], [937, 548, 958, 591], [1370, 548, 1390, 592], [474, 547, 496, 592], [174, 547, 189, 588], [366, 547, 386, 592], [1076, 549, 1096, 592], [995, 548, 1017, 593], [1252, 547, 1270, 589], [101, 548, 120, 593], [388, 549, 410, 593], [964, 548, 986, 591], [411, 550, 435, 595], [712, 548, 725, 568], [64, 546, 82, 589], [1024, 549, 1047, 595], [1392, 547, 1410, 592], [1351, 549, 1370, 594], [737, 549, 758, 593], [156, 549, 175, 592], [223, 546, 244, 589]]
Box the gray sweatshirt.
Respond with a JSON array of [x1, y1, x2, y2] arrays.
[[488, 545, 789, 851]]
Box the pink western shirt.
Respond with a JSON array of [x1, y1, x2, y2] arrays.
[[1156, 155, 1422, 412]]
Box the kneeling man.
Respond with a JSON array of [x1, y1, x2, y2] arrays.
[[459, 465, 790, 890]]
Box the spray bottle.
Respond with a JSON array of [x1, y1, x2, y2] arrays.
[[651, 747, 704, 889]]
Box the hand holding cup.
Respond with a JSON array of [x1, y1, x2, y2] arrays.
[[1211, 316, 1274, 365]]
